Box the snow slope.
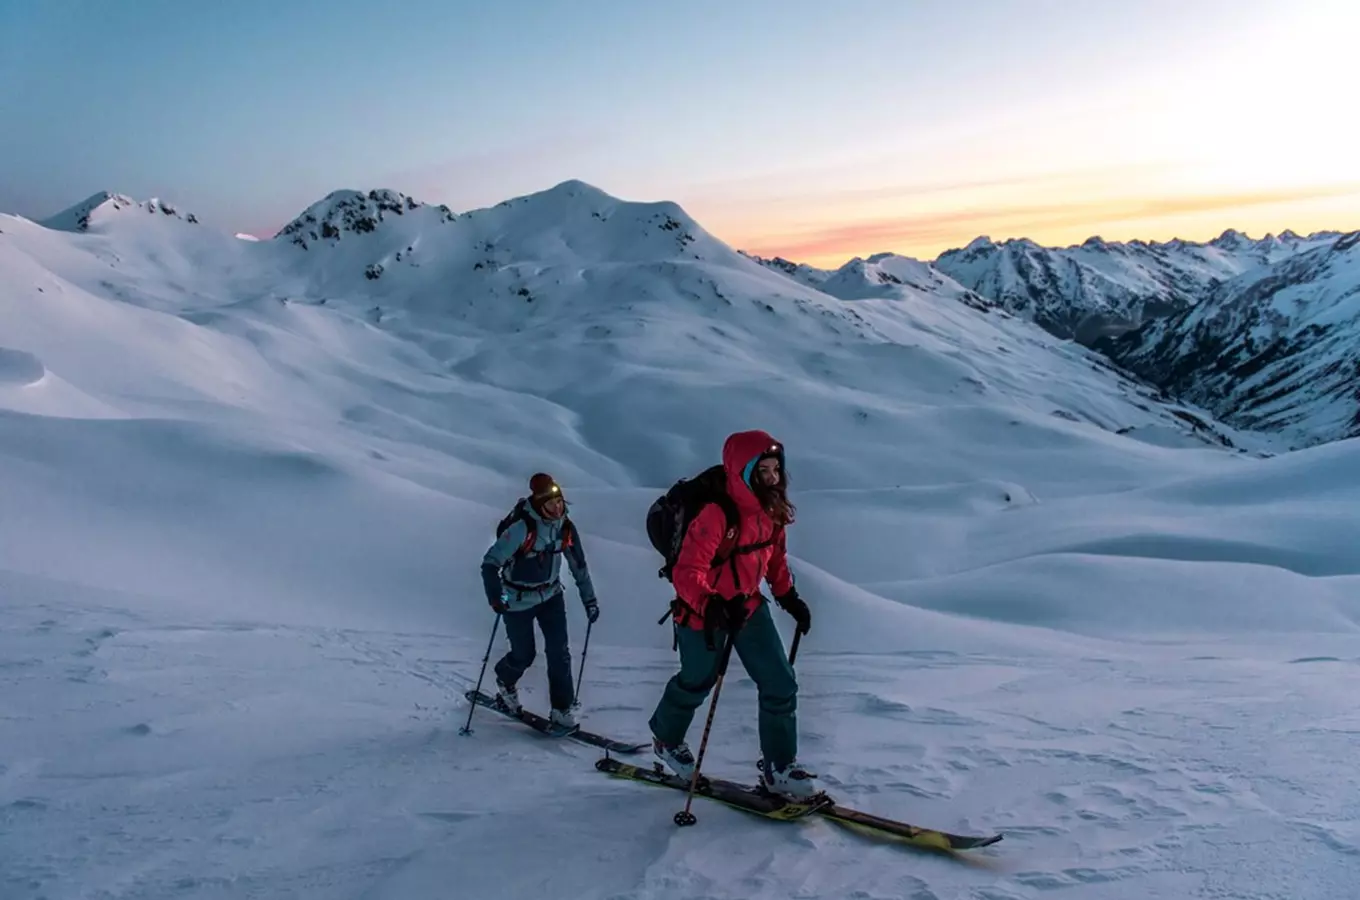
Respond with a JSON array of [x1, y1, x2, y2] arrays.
[[741, 250, 834, 289], [2, 183, 1359, 900], [1097, 231, 1360, 448]]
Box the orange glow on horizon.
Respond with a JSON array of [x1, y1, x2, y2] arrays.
[[724, 183, 1360, 267]]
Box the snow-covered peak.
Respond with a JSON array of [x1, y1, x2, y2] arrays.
[[1209, 228, 1252, 252], [491, 178, 618, 214], [818, 252, 993, 311], [266, 179, 746, 303], [40, 191, 200, 233], [274, 179, 704, 256], [274, 188, 456, 248], [928, 235, 999, 269], [465, 179, 715, 262], [822, 256, 885, 290], [511, 180, 693, 228]]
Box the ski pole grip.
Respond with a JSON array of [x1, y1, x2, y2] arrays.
[[788, 630, 801, 666]]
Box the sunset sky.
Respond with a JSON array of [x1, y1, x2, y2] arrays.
[[2, 0, 1356, 267]]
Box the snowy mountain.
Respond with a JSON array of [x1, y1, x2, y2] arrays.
[[278, 188, 457, 249], [741, 250, 996, 313], [257, 178, 1257, 461], [41, 191, 201, 232], [751, 228, 1356, 449], [3, 181, 1359, 900], [1096, 231, 1360, 447], [815, 252, 998, 313], [740, 251, 833, 288], [931, 230, 1338, 344]]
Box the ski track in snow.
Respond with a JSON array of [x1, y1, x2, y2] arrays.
[[4, 600, 1359, 900]]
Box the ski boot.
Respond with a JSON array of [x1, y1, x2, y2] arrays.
[[494, 679, 521, 715], [653, 738, 697, 781], [759, 758, 822, 801]]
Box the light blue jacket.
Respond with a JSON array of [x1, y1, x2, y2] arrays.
[[481, 500, 597, 613]]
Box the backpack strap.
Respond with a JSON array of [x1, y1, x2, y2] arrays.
[[712, 502, 780, 597], [513, 513, 576, 559], [708, 492, 742, 566], [662, 489, 774, 625], [512, 507, 537, 557], [502, 512, 577, 595]]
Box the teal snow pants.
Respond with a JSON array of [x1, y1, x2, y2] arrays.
[[648, 599, 798, 768]]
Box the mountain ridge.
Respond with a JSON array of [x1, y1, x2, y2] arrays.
[[1095, 230, 1360, 446], [1, 179, 1261, 484], [8, 180, 1354, 449]]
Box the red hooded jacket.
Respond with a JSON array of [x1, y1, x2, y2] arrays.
[[672, 430, 795, 628]]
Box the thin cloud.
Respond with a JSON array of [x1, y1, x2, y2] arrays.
[[688, 161, 1179, 211]]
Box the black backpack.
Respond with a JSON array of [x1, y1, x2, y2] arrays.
[[645, 464, 744, 583]]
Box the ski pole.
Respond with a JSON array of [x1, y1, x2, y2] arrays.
[[674, 630, 737, 827], [572, 618, 592, 709], [460, 614, 502, 736], [788, 629, 802, 666]]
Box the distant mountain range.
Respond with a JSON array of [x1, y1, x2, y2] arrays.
[[1094, 232, 1360, 445], [747, 228, 1359, 447]]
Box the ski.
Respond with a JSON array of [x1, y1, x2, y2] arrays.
[[595, 757, 1002, 850], [594, 757, 835, 821], [464, 689, 648, 754], [818, 803, 1003, 851]]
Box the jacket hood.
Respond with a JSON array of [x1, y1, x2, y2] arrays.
[[522, 496, 567, 527], [722, 429, 785, 511]]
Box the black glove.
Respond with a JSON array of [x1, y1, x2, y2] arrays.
[[775, 587, 811, 635], [583, 598, 599, 624], [702, 593, 749, 649], [726, 595, 750, 632], [489, 596, 508, 615]]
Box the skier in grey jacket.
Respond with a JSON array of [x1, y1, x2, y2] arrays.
[[481, 473, 599, 729]]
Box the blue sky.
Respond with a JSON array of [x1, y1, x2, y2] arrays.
[[2, 0, 1355, 263]]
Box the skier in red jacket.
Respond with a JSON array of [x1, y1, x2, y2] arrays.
[[648, 429, 817, 800]]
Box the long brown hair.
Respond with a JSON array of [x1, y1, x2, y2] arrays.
[[753, 467, 796, 527]]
